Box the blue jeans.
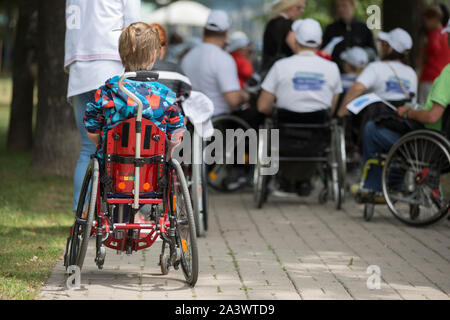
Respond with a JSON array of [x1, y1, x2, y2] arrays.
[[362, 121, 401, 192], [72, 91, 97, 212]]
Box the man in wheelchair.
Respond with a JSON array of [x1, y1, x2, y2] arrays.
[[257, 18, 343, 196], [84, 22, 186, 220]]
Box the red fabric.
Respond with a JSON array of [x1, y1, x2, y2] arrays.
[[316, 50, 332, 61], [420, 28, 450, 82], [231, 51, 254, 88]]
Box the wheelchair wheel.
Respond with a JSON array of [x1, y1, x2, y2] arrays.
[[190, 134, 208, 237], [201, 160, 209, 231], [66, 158, 99, 271], [171, 159, 199, 287], [191, 163, 205, 237], [335, 122, 347, 206], [329, 122, 345, 210], [254, 127, 270, 209], [207, 115, 254, 192], [364, 203, 375, 222], [382, 133, 450, 226]]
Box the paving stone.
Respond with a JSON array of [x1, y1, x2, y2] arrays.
[[39, 192, 450, 300]]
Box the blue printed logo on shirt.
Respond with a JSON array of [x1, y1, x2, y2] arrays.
[[293, 72, 325, 91], [385, 77, 411, 94]]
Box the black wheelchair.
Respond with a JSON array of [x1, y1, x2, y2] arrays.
[[355, 108, 450, 226], [205, 74, 264, 193], [253, 109, 347, 210], [381, 127, 450, 226]]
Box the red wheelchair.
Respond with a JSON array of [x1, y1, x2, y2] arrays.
[[64, 71, 199, 287]]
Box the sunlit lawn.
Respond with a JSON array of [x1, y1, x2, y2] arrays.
[[0, 76, 73, 300]]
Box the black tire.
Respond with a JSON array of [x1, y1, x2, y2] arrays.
[[382, 133, 450, 227], [160, 252, 170, 275], [364, 204, 375, 222], [335, 124, 347, 208], [319, 189, 328, 204], [67, 159, 99, 271], [254, 163, 269, 209], [329, 125, 343, 210], [201, 160, 209, 231], [191, 162, 205, 237], [171, 159, 199, 287], [254, 131, 269, 209]]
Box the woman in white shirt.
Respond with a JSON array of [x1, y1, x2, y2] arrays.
[[338, 28, 418, 116], [64, 0, 140, 212], [337, 28, 419, 197]]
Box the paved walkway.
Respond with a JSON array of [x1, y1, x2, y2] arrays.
[[39, 189, 450, 300]]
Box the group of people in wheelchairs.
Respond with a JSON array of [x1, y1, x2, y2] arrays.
[[64, 9, 450, 289]]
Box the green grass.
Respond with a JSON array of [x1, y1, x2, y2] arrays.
[[0, 78, 74, 300]]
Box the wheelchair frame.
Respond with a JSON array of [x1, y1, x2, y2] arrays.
[[253, 112, 347, 210]]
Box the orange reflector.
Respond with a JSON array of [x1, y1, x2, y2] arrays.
[[118, 182, 126, 190], [244, 153, 249, 164], [209, 172, 217, 181], [173, 195, 177, 210], [143, 183, 150, 191], [181, 239, 187, 252]]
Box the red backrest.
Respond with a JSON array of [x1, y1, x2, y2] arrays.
[[104, 118, 166, 195]]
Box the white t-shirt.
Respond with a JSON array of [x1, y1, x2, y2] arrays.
[[181, 43, 241, 116], [357, 61, 418, 103], [67, 60, 124, 99], [65, 0, 140, 99], [64, 0, 141, 67], [261, 53, 343, 113]]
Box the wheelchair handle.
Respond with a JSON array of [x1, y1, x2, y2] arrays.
[[117, 71, 159, 209]]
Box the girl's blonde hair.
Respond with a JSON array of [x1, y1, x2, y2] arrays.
[[119, 22, 161, 71]]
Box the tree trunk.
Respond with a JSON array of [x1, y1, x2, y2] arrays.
[[7, 0, 37, 151], [32, 0, 79, 177], [382, 0, 426, 69]]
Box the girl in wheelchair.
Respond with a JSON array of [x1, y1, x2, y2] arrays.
[[84, 22, 185, 222], [66, 22, 199, 285]]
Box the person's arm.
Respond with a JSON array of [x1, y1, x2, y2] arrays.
[[218, 54, 248, 109], [337, 82, 366, 117], [397, 102, 445, 124], [285, 30, 297, 53], [223, 90, 250, 109], [87, 132, 101, 145], [257, 90, 276, 115], [122, 0, 141, 27]]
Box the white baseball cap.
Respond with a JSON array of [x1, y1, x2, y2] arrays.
[[340, 47, 369, 68], [205, 10, 230, 32], [442, 19, 450, 34], [292, 19, 323, 48], [378, 28, 413, 54], [227, 31, 250, 52]]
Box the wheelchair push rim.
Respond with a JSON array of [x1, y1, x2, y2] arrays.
[[382, 134, 450, 226]]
